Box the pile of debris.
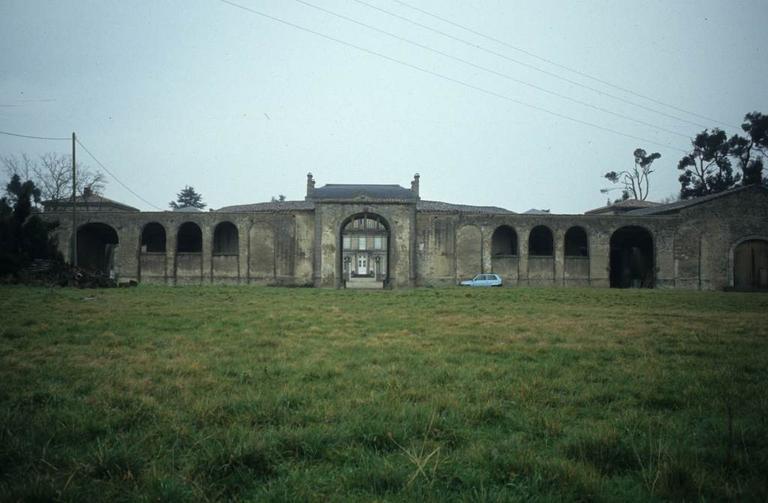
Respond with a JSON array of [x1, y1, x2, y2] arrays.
[[14, 259, 117, 288]]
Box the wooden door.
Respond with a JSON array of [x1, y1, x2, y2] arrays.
[[734, 240, 768, 290]]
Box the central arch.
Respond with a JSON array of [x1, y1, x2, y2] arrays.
[[339, 213, 389, 288]]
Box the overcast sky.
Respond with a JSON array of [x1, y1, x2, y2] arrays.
[[1, 0, 767, 213]]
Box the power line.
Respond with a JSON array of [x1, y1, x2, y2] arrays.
[[0, 129, 69, 141], [217, 0, 689, 153], [351, 0, 713, 130], [293, 0, 690, 140], [392, 0, 738, 129], [75, 138, 164, 211]]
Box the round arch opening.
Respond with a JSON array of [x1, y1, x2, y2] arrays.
[[177, 222, 202, 253], [213, 221, 239, 255], [733, 238, 768, 290], [140, 222, 166, 253], [492, 225, 518, 256], [77, 222, 119, 274], [339, 213, 389, 288], [565, 226, 589, 257], [610, 226, 654, 288], [528, 225, 554, 256]]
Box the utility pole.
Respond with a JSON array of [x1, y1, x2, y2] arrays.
[[72, 132, 77, 266]]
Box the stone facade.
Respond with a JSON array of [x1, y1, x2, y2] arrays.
[[43, 176, 768, 290]]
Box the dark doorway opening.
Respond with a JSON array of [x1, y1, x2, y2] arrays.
[[492, 225, 518, 256], [177, 222, 202, 253], [213, 222, 239, 255], [565, 226, 589, 257], [528, 225, 554, 256], [734, 239, 768, 290], [77, 223, 119, 274], [141, 222, 166, 253], [610, 226, 654, 288]]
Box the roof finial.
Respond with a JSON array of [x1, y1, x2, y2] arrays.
[[411, 173, 420, 198], [306, 172, 316, 200]]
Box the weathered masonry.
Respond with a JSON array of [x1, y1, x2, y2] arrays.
[[42, 176, 768, 290]]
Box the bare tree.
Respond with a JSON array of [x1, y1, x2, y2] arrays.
[[1, 152, 106, 202], [604, 148, 661, 201]]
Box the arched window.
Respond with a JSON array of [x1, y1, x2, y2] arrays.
[[177, 222, 202, 253], [528, 225, 553, 256], [564, 226, 588, 257], [492, 225, 517, 256], [610, 226, 654, 288], [213, 222, 239, 255], [141, 222, 166, 253]]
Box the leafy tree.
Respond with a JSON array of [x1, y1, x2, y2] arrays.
[[1, 152, 106, 202], [271, 194, 287, 202], [169, 185, 206, 210], [0, 175, 61, 276], [677, 129, 739, 199], [604, 148, 661, 201], [730, 111, 768, 186]]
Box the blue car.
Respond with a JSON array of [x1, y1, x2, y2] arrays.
[[460, 274, 503, 287]]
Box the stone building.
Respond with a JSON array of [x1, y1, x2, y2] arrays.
[[43, 174, 768, 290]]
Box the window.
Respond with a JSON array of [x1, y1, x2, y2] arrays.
[[528, 225, 554, 256], [177, 222, 202, 253], [374, 236, 383, 249], [213, 222, 239, 255], [564, 226, 588, 257], [343, 236, 351, 249], [358, 237, 366, 250], [141, 222, 166, 253]]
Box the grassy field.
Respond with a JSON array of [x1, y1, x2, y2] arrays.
[[1, 286, 767, 502]]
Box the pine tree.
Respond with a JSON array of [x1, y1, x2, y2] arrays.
[[169, 185, 206, 210]]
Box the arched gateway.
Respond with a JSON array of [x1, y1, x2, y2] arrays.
[[340, 213, 389, 289]]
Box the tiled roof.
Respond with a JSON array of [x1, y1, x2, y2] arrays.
[[417, 200, 514, 214], [310, 184, 417, 201], [216, 200, 315, 212], [216, 199, 513, 214], [584, 199, 661, 215], [42, 194, 139, 212], [626, 185, 768, 216]]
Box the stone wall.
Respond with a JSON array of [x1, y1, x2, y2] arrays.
[[43, 186, 768, 290], [415, 212, 679, 288], [47, 210, 314, 286]]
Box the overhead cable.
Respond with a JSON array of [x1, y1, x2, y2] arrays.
[[392, 0, 738, 129], [351, 0, 713, 130], [217, 0, 689, 153], [75, 138, 165, 211], [0, 129, 69, 141], [293, 0, 690, 139]]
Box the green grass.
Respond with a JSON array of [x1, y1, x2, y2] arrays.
[[1, 286, 767, 502]]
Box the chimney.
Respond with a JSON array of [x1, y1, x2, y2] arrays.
[[305, 172, 315, 200], [410, 173, 420, 198], [83, 186, 93, 198]]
